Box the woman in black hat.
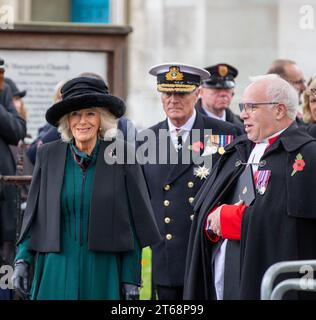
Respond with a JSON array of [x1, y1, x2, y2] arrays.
[[11, 76, 161, 300]]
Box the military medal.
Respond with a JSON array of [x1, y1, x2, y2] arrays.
[[218, 146, 225, 155], [210, 145, 218, 154], [254, 170, 271, 195], [217, 135, 224, 154], [193, 165, 210, 180]]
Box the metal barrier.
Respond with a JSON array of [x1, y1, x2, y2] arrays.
[[261, 260, 316, 300]]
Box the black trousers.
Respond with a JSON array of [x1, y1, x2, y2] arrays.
[[156, 285, 183, 300]]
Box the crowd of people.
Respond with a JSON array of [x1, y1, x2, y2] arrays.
[[0, 55, 316, 300]]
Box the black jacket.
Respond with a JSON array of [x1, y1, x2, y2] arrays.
[[0, 84, 26, 241], [18, 139, 161, 252], [142, 112, 241, 287], [184, 123, 316, 299]]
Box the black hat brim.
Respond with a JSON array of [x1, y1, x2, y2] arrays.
[[202, 79, 235, 89], [15, 90, 27, 98], [46, 93, 126, 127]]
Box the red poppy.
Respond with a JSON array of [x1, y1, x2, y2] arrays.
[[192, 141, 204, 152], [293, 159, 305, 172]]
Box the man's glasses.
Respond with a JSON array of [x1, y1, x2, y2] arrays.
[[239, 102, 279, 114]]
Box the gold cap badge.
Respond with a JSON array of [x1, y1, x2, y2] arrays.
[[166, 66, 184, 81], [218, 65, 228, 77]]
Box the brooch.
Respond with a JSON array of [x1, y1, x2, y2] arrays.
[[193, 165, 210, 180], [188, 141, 204, 152], [291, 153, 305, 176]]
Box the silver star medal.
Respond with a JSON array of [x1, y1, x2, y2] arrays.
[[194, 165, 210, 180]]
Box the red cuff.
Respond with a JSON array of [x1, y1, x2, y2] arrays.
[[204, 205, 220, 243], [220, 204, 246, 240]]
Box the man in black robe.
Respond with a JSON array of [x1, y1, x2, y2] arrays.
[[184, 74, 316, 300]]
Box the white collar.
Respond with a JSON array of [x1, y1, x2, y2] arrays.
[[202, 107, 226, 121], [168, 109, 196, 132]]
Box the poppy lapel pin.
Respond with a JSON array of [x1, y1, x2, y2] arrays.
[[291, 153, 305, 176]]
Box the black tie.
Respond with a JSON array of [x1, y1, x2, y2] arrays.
[[177, 135, 182, 149], [175, 128, 182, 150]]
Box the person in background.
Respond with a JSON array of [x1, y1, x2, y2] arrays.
[[4, 78, 28, 122], [196, 63, 244, 132], [303, 78, 316, 124], [5, 77, 33, 173], [12, 76, 161, 300], [266, 59, 306, 121], [0, 59, 26, 300]]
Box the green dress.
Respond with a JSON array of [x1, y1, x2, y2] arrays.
[[15, 140, 141, 300]]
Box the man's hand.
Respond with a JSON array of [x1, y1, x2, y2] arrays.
[[122, 283, 140, 300], [207, 206, 222, 236], [207, 200, 244, 237]]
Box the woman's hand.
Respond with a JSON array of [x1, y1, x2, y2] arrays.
[[12, 260, 30, 300]]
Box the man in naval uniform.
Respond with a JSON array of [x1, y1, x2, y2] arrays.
[[196, 63, 244, 132], [141, 62, 241, 300]]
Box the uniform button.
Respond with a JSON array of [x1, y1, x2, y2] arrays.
[[164, 184, 171, 191], [187, 181, 194, 188], [164, 200, 170, 207], [164, 217, 171, 224], [188, 197, 194, 204], [190, 214, 194, 221], [166, 234, 173, 240]]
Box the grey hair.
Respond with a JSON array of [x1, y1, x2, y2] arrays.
[[249, 74, 298, 120], [58, 107, 118, 143]]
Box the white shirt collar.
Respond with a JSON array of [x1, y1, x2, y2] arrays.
[[167, 109, 197, 132], [202, 107, 226, 121]]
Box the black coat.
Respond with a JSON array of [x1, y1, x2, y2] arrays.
[[0, 84, 26, 241], [142, 112, 241, 287], [18, 139, 161, 252], [196, 99, 244, 133], [305, 123, 316, 139], [184, 123, 316, 299]]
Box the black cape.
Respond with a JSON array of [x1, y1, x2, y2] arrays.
[[184, 123, 316, 299], [18, 139, 161, 252]]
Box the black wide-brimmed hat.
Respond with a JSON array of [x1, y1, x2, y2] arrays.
[[5, 78, 27, 98], [46, 76, 126, 127]]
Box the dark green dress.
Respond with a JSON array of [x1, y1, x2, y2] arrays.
[[15, 140, 141, 300]]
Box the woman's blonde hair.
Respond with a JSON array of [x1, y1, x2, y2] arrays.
[[57, 107, 118, 143], [303, 77, 316, 124]]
